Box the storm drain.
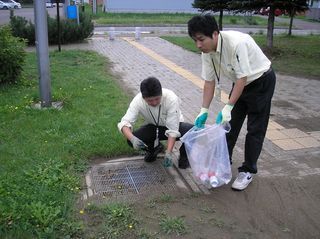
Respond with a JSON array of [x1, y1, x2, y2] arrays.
[[83, 158, 191, 203]]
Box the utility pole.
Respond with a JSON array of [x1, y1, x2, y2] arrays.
[[34, 0, 52, 107], [56, 0, 61, 52], [93, 0, 97, 14]]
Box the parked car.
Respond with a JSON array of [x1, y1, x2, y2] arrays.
[[1, 0, 21, 9], [0, 0, 11, 9], [46, 0, 54, 8]]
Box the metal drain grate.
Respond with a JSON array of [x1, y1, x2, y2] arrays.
[[88, 160, 180, 202]]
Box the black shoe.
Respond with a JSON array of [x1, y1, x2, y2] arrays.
[[144, 143, 164, 162], [178, 156, 190, 169]]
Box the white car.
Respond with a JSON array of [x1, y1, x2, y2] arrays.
[[1, 0, 21, 9], [46, 0, 53, 8], [0, 0, 11, 9]]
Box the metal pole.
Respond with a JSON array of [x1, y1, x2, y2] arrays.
[[56, 0, 61, 51], [64, 0, 70, 18], [34, 0, 52, 107], [93, 0, 97, 14], [76, 4, 80, 25]]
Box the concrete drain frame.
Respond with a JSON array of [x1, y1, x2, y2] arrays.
[[82, 155, 199, 204]]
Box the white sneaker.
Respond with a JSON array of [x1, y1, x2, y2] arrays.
[[232, 172, 253, 191]]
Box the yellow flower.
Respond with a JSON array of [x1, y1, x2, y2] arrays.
[[79, 210, 84, 214]]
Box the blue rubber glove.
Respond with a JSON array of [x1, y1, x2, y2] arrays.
[[162, 151, 173, 168], [194, 107, 208, 128], [216, 104, 234, 124]]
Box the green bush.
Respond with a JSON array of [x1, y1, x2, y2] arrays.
[[10, 12, 94, 46], [10, 15, 35, 45], [0, 26, 26, 85]]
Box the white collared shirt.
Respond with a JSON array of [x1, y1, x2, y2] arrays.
[[201, 31, 271, 85], [117, 88, 184, 138]]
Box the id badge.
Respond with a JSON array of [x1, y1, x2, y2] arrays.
[[154, 127, 159, 148], [154, 138, 159, 148], [215, 84, 221, 101]]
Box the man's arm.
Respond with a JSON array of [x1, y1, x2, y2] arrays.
[[121, 126, 134, 141], [166, 136, 176, 152], [202, 80, 215, 108]]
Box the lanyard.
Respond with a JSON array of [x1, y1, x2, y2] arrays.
[[211, 34, 223, 85], [148, 104, 161, 147], [148, 104, 161, 127]]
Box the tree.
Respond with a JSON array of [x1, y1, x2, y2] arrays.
[[192, 0, 231, 30], [283, 0, 308, 35], [230, 0, 309, 47]]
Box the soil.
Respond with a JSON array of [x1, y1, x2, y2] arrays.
[[131, 168, 320, 239], [80, 158, 320, 239]]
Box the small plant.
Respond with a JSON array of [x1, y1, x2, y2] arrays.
[[159, 216, 187, 235], [102, 203, 138, 238], [159, 194, 174, 203]]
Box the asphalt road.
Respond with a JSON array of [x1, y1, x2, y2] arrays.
[[0, 7, 64, 25]]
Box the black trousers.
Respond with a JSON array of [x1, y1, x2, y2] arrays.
[[128, 122, 193, 159], [227, 68, 276, 174]]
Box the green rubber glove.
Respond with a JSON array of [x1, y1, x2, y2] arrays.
[[130, 136, 148, 150], [162, 151, 174, 168], [216, 104, 234, 124], [194, 107, 208, 128]]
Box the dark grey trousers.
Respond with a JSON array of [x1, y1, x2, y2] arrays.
[[129, 122, 193, 158], [227, 68, 276, 174]]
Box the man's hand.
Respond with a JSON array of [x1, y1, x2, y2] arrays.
[[162, 151, 174, 168], [130, 136, 147, 150], [194, 107, 208, 128], [216, 104, 234, 124]]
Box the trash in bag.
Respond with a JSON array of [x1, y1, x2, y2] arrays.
[[180, 124, 232, 188]]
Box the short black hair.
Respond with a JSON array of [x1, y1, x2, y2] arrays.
[[140, 77, 162, 98], [188, 14, 219, 38]]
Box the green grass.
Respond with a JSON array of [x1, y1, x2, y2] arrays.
[[159, 216, 187, 235], [161, 35, 320, 79], [0, 50, 134, 237], [88, 10, 283, 27]]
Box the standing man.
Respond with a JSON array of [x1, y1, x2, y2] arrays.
[[117, 77, 193, 169], [188, 15, 276, 190]]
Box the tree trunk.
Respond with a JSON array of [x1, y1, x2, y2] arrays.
[[219, 10, 223, 30], [267, 5, 275, 49], [288, 8, 295, 36], [289, 15, 294, 36]]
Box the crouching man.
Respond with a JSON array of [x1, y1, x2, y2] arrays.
[[117, 77, 193, 169]]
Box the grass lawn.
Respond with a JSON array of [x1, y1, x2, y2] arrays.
[[0, 50, 135, 237], [161, 34, 320, 80], [89, 10, 289, 27]]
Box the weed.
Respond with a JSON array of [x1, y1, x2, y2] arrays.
[[158, 194, 175, 203], [159, 216, 187, 235], [101, 203, 138, 238], [209, 217, 225, 228]]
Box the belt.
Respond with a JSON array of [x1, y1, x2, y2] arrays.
[[262, 68, 273, 77]]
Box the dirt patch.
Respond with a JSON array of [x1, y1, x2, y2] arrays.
[[79, 162, 320, 239]]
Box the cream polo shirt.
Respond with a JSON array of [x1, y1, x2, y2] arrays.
[[201, 30, 271, 85], [117, 88, 184, 138]]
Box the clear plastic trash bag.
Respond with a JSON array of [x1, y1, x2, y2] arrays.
[[180, 124, 232, 188]]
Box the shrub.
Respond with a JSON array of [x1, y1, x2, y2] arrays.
[[0, 26, 26, 84], [10, 12, 94, 46], [10, 15, 35, 45]]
